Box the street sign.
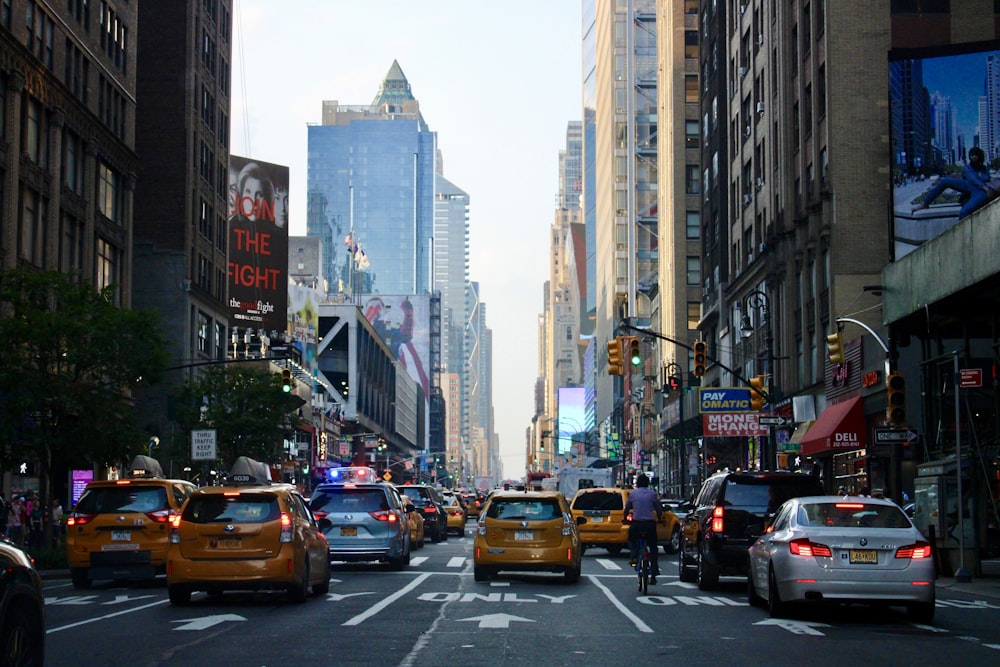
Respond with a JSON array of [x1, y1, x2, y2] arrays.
[[191, 429, 217, 461], [959, 368, 983, 388], [873, 428, 920, 444], [758, 415, 790, 426]]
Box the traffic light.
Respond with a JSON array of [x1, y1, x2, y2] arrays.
[[281, 369, 292, 393], [749, 375, 767, 411], [777, 453, 789, 469], [628, 336, 641, 367], [826, 331, 845, 365], [607, 337, 624, 375], [693, 340, 707, 377], [887, 372, 906, 425], [665, 375, 680, 394]]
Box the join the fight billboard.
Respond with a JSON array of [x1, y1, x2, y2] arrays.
[[228, 156, 289, 332]]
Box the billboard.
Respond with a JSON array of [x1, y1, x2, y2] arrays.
[[361, 294, 431, 402], [228, 155, 289, 332], [557, 387, 587, 457], [890, 41, 1000, 260], [287, 282, 322, 377]]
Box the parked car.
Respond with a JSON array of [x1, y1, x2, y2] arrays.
[[473, 490, 582, 582], [66, 455, 196, 589], [747, 495, 935, 622], [166, 457, 331, 605], [0, 536, 45, 665], [679, 470, 824, 590], [310, 469, 411, 569]]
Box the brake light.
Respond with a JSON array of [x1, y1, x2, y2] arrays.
[[66, 512, 95, 527], [449, 510, 463, 517], [422, 507, 437, 514], [369, 510, 398, 523], [711, 506, 724, 533], [835, 503, 866, 509], [145, 509, 173, 523], [168, 514, 183, 529], [115, 480, 132, 486], [279, 512, 293, 543], [895, 541, 932, 559], [789, 538, 832, 557], [312, 510, 328, 520]]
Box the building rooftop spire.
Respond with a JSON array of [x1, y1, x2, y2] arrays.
[[371, 59, 415, 107]]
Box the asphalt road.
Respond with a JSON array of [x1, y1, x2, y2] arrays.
[[43, 520, 1000, 666]]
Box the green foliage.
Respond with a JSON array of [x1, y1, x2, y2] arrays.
[[172, 364, 303, 468], [0, 268, 169, 472]]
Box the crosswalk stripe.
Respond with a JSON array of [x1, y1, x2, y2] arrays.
[[409, 556, 429, 566], [596, 558, 623, 571], [447, 557, 466, 568]]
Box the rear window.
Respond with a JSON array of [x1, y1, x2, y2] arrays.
[[76, 486, 168, 514], [309, 488, 390, 513], [799, 502, 911, 529], [398, 487, 430, 504], [487, 498, 562, 521], [723, 477, 822, 511], [182, 494, 280, 524], [572, 491, 625, 512]]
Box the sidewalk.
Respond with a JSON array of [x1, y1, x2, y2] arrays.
[[935, 558, 1000, 599]]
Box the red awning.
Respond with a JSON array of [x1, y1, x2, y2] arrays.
[[799, 396, 866, 456]]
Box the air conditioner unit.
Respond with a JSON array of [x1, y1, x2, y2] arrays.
[[740, 4, 747, 16], [756, 101, 765, 114], [739, 66, 748, 79], [757, 34, 765, 46], [743, 193, 753, 205], [747, 252, 754, 264], [759, 242, 767, 253], [755, 176, 764, 189], [745, 125, 752, 138]]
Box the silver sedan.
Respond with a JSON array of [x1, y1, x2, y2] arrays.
[[747, 496, 936, 622]]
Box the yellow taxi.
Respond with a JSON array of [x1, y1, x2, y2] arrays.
[[404, 498, 425, 548], [165, 457, 330, 605], [569, 486, 680, 556], [65, 455, 196, 589], [473, 490, 582, 582], [442, 495, 467, 537]]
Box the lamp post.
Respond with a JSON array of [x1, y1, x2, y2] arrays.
[[740, 289, 775, 471]]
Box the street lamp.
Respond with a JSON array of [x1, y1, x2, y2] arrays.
[[740, 289, 776, 471]]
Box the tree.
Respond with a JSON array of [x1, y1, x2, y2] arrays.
[[172, 364, 303, 468], [0, 268, 169, 544]]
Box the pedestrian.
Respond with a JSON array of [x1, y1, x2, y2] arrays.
[[7, 496, 25, 547], [51, 500, 64, 548]]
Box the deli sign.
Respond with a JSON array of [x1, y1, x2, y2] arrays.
[[702, 413, 769, 437]]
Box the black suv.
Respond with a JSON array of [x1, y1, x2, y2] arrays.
[[396, 485, 448, 543], [678, 470, 823, 590]]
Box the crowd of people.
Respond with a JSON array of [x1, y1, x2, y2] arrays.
[[1, 491, 63, 549]]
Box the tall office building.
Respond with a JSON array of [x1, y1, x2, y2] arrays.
[[132, 0, 234, 438], [306, 61, 437, 299]]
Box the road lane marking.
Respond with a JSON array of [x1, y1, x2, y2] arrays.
[[410, 556, 429, 566], [596, 559, 622, 570], [342, 572, 432, 626], [47, 598, 170, 634], [457, 613, 534, 629], [447, 557, 466, 567], [586, 574, 653, 633], [754, 618, 830, 636]]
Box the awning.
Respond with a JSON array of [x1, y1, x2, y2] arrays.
[[800, 396, 866, 456], [787, 420, 815, 445]]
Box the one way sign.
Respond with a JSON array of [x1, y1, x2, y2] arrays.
[[873, 428, 920, 444]]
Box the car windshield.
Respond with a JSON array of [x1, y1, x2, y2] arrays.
[[309, 488, 389, 513], [182, 494, 280, 524], [799, 502, 911, 529], [75, 486, 169, 514], [488, 499, 561, 521], [571, 491, 624, 511]]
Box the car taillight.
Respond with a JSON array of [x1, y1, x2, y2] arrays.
[[449, 510, 463, 517], [369, 510, 398, 523], [145, 509, 173, 523], [422, 507, 437, 515], [711, 506, 724, 533], [280, 512, 293, 543], [313, 510, 328, 520], [66, 512, 95, 527], [896, 541, 932, 559], [789, 538, 832, 558], [168, 514, 183, 529], [168, 513, 182, 543]]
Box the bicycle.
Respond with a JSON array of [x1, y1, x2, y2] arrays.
[[635, 529, 653, 595]]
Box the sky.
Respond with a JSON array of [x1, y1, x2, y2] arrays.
[[230, 1, 583, 480]]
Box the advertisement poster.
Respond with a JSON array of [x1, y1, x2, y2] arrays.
[[228, 155, 289, 332], [287, 282, 322, 376], [361, 294, 431, 402], [890, 42, 1000, 260]]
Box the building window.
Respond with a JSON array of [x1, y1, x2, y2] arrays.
[[24, 96, 45, 165], [686, 120, 699, 148], [62, 213, 84, 273], [686, 211, 700, 239], [215, 321, 225, 360], [686, 165, 700, 194], [98, 163, 118, 222], [687, 302, 700, 331], [20, 188, 44, 265], [96, 238, 120, 303], [686, 257, 701, 286]]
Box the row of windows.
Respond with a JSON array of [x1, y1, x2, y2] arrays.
[[197, 310, 228, 360], [98, 1, 127, 74]]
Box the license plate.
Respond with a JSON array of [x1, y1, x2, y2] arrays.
[[214, 538, 241, 549], [514, 530, 533, 541], [849, 549, 878, 564], [111, 530, 131, 542], [341, 526, 357, 536], [589, 516, 605, 523]]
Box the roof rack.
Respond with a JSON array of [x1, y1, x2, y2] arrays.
[[129, 455, 164, 479], [228, 456, 273, 486]]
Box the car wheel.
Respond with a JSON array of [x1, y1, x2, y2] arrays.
[[564, 566, 581, 583], [767, 566, 787, 618], [70, 568, 91, 590], [288, 561, 310, 603], [907, 600, 935, 624], [697, 541, 719, 590], [0, 601, 43, 667], [458, 527, 465, 537], [474, 566, 492, 582], [606, 545, 623, 556], [747, 570, 766, 608], [678, 543, 697, 583], [206, 586, 224, 598], [389, 549, 408, 571], [665, 526, 681, 554], [313, 561, 331, 596], [168, 584, 191, 606], [440, 522, 449, 541]]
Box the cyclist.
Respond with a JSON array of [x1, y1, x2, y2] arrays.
[[624, 474, 664, 584]]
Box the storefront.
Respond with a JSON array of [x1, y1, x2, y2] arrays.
[[799, 396, 867, 493]]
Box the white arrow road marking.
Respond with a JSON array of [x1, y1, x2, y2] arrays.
[[101, 594, 156, 605], [172, 614, 247, 631], [45, 595, 99, 606], [447, 557, 465, 567], [659, 580, 699, 589], [457, 613, 535, 629], [911, 624, 948, 633], [326, 592, 376, 601], [596, 559, 621, 570], [753, 619, 830, 636]]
